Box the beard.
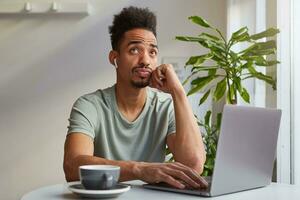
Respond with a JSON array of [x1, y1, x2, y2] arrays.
[[130, 77, 151, 88], [130, 65, 152, 88]]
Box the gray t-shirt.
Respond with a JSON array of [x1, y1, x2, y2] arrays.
[[67, 85, 176, 162]]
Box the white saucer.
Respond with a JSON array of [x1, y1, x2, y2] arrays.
[[67, 181, 131, 199]]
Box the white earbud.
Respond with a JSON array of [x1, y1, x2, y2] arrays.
[[113, 58, 118, 69]]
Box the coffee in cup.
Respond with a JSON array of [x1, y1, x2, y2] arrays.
[[79, 165, 120, 190]]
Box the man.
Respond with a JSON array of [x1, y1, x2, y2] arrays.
[[63, 6, 207, 189]]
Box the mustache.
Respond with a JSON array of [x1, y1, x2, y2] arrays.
[[131, 64, 153, 73]]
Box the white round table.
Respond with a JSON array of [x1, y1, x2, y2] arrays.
[[21, 181, 300, 200]]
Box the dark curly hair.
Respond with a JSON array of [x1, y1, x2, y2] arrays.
[[109, 6, 157, 51]]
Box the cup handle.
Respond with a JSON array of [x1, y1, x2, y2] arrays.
[[103, 173, 113, 188]]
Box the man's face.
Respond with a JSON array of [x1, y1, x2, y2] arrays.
[[116, 28, 158, 88]]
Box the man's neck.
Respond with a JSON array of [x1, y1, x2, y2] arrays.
[[115, 82, 147, 121]]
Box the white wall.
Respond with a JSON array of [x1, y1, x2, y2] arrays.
[[291, 0, 300, 185], [0, 0, 226, 199], [276, 0, 292, 184]]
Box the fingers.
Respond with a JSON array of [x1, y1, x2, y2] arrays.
[[150, 64, 183, 95], [151, 68, 165, 88], [156, 66, 166, 80], [150, 65, 168, 88], [139, 162, 208, 190], [138, 163, 185, 189], [158, 173, 186, 189], [169, 162, 208, 188], [163, 167, 200, 188]]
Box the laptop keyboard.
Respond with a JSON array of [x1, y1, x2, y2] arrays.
[[153, 176, 211, 192], [153, 182, 209, 191]]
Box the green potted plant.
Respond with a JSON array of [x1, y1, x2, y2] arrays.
[[166, 16, 279, 176]]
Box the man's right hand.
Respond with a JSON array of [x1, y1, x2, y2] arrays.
[[133, 162, 208, 189]]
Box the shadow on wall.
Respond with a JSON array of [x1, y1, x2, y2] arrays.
[[0, 7, 127, 200], [0, 12, 115, 188], [0, 14, 114, 117], [0, 3, 138, 200]]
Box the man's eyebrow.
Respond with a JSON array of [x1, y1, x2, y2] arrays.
[[150, 44, 159, 49], [127, 41, 158, 49]]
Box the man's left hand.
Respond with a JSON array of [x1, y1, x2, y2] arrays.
[[150, 64, 184, 95]]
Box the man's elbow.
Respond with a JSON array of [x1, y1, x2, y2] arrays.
[[64, 173, 78, 182], [191, 153, 206, 174], [63, 160, 79, 182], [191, 161, 204, 175]]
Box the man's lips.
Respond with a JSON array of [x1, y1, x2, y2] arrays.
[[133, 67, 152, 78]]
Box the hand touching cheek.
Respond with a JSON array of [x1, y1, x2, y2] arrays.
[[150, 64, 185, 95]]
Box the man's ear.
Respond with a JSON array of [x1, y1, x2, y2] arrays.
[[109, 50, 118, 66]]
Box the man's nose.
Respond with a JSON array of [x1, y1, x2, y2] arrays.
[[139, 51, 151, 67]]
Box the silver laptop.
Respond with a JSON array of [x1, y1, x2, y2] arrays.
[[144, 105, 282, 197]]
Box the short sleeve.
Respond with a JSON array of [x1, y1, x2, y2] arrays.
[[67, 96, 98, 139], [167, 101, 176, 136]]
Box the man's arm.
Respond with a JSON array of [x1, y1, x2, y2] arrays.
[[63, 133, 207, 189], [166, 88, 206, 173], [151, 64, 206, 174], [63, 133, 137, 182]]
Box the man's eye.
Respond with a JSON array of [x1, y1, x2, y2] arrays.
[[130, 48, 139, 54], [150, 50, 157, 56]]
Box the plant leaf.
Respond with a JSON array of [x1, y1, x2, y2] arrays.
[[241, 61, 253, 70], [188, 16, 211, 28], [182, 71, 198, 85], [247, 66, 276, 89], [204, 157, 215, 170], [202, 170, 209, 176], [212, 51, 225, 61], [233, 77, 242, 93], [188, 76, 215, 96], [213, 78, 227, 101], [168, 156, 174, 162], [202, 39, 226, 53], [208, 69, 217, 76], [199, 33, 220, 41], [252, 56, 280, 66], [239, 43, 258, 55], [255, 60, 280, 66], [191, 76, 212, 85], [175, 36, 203, 42], [216, 113, 222, 130], [229, 51, 239, 62], [191, 66, 219, 72], [185, 54, 212, 66], [240, 41, 276, 58], [204, 110, 212, 126], [227, 83, 235, 104], [244, 48, 276, 56], [250, 28, 280, 40], [198, 40, 210, 48], [239, 87, 250, 103], [232, 27, 248, 39], [231, 27, 250, 43], [235, 33, 250, 42], [255, 40, 276, 50], [199, 90, 211, 105], [165, 146, 172, 155]]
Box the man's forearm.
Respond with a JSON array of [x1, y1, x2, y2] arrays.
[[64, 155, 140, 182], [171, 87, 206, 172], [63, 155, 208, 189]]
